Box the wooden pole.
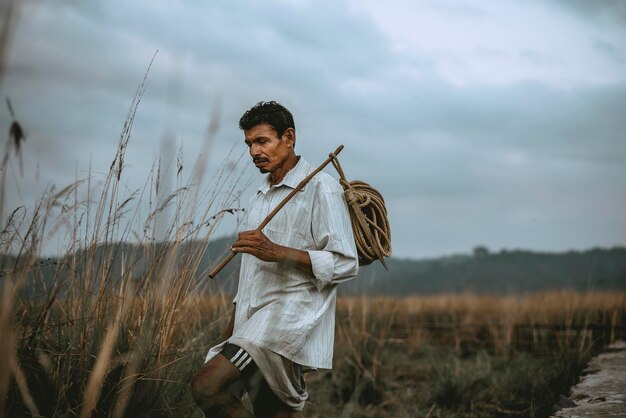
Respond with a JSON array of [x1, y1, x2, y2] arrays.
[[209, 145, 344, 279]]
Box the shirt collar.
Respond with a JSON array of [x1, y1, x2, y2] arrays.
[[257, 156, 311, 194]]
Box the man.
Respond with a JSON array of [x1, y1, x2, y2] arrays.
[[191, 101, 358, 417]]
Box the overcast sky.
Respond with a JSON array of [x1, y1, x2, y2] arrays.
[[2, 0, 625, 258]]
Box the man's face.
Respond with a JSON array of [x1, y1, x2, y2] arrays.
[[244, 123, 294, 175]]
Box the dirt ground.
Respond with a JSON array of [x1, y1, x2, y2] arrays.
[[553, 340, 626, 417]]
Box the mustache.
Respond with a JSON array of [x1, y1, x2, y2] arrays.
[[253, 157, 269, 164]]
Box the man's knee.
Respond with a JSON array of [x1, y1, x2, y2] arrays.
[[190, 365, 216, 403]]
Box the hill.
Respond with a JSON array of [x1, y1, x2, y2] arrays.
[[2, 239, 625, 297], [344, 246, 626, 295]]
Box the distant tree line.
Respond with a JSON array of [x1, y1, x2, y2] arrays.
[[3, 238, 625, 297]]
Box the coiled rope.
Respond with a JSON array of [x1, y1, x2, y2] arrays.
[[330, 155, 392, 267]]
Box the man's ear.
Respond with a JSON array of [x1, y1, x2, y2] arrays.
[[283, 128, 296, 148]]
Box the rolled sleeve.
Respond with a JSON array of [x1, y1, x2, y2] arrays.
[[307, 250, 335, 290], [308, 249, 359, 291]]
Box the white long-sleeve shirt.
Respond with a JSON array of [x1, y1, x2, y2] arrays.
[[206, 156, 358, 369]]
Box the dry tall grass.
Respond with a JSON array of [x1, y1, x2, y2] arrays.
[[336, 292, 625, 354], [0, 57, 251, 417]]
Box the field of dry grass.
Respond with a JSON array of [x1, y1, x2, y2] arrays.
[[309, 293, 625, 417], [2, 282, 624, 417]]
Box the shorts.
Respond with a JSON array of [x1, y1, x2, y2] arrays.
[[217, 340, 309, 412]]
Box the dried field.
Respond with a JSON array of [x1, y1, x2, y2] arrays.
[[2, 282, 624, 417], [309, 293, 625, 417]]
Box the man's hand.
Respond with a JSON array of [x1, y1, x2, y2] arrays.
[[231, 230, 283, 262], [232, 229, 314, 274]]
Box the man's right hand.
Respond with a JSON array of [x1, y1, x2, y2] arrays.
[[231, 230, 283, 262]]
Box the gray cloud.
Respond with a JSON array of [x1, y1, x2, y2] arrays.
[[550, 0, 626, 26]]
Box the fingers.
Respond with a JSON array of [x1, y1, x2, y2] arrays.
[[231, 245, 257, 255], [238, 230, 261, 238], [231, 230, 278, 262], [232, 230, 265, 254], [232, 238, 260, 249], [235, 230, 267, 246]]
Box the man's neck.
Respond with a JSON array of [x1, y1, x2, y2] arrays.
[[270, 154, 299, 186]]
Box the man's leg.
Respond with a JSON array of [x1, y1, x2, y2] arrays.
[[248, 373, 302, 418], [190, 352, 253, 418]]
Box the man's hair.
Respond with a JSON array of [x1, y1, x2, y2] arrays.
[[239, 101, 295, 137]]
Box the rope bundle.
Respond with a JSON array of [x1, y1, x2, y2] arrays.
[[331, 158, 392, 266]]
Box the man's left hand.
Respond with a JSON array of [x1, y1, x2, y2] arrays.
[[232, 230, 283, 262]]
